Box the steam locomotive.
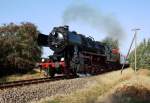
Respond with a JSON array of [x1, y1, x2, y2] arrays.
[[38, 25, 127, 77]]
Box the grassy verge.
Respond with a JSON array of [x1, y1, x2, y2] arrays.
[[96, 75, 150, 103], [37, 68, 134, 103], [0, 69, 44, 83]]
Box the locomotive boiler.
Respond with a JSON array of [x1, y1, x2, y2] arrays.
[[38, 25, 122, 77]]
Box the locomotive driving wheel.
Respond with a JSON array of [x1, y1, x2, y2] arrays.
[[49, 69, 55, 78], [48, 66, 55, 78]]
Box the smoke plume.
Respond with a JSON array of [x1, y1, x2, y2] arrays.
[[62, 2, 125, 41]]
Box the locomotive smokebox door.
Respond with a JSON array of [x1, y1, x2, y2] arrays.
[[48, 26, 68, 52]]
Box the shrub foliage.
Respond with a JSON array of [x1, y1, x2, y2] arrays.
[[129, 38, 150, 69], [0, 22, 42, 71]]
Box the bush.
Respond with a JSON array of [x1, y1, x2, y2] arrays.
[[129, 39, 150, 70], [0, 22, 42, 73]]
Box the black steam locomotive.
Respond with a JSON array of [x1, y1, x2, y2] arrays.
[[38, 26, 124, 77]]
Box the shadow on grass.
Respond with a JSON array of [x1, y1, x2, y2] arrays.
[[107, 84, 150, 103], [0, 68, 38, 83]]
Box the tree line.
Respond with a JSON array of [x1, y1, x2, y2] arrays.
[[129, 38, 150, 69], [0, 22, 42, 75]]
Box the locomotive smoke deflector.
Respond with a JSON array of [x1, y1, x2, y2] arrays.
[[37, 33, 49, 47]]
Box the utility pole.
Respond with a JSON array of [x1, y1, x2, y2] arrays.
[[132, 28, 140, 72], [121, 32, 135, 74]]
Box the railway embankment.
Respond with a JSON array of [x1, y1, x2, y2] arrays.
[[0, 68, 149, 103], [35, 68, 150, 103]]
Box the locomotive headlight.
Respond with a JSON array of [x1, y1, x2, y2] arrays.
[[57, 32, 64, 40], [42, 58, 45, 62], [61, 57, 64, 61]]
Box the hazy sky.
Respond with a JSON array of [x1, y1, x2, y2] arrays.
[[0, 0, 150, 57]]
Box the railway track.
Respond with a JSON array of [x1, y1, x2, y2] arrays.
[[0, 75, 77, 90]]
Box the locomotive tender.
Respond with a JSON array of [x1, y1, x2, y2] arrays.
[[38, 25, 124, 77]]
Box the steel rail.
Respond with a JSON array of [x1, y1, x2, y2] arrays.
[[0, 75, 77, 90]]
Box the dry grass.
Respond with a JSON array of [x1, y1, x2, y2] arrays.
[[137, 68, 150, 76], [0, 69, 44, 83], [96, 75, 150, 103], [35, 68, 135, 103]]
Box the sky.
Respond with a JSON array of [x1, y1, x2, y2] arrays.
[[0, 0, 150, 57]]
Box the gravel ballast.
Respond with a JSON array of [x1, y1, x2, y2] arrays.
[[0, 77, 89, 103]]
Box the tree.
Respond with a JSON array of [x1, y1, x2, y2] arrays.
[[129, 38, 150, 69], [0, 22, 42, 72]]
